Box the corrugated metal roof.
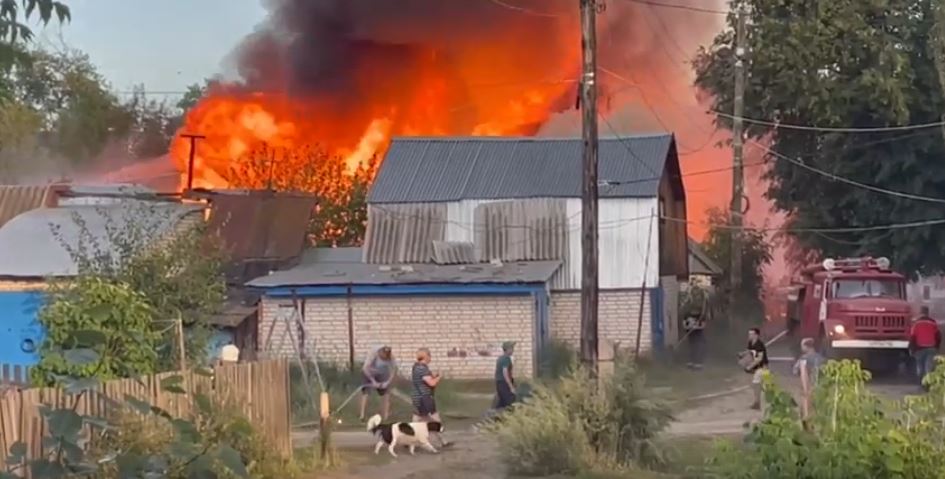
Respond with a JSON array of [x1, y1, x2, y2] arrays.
[[369, 135, 675, 203], [432, 241, 476, 265], [247, 259, 562, 288], [300, 247, 364, 264], [202, 191, 316, 262], [0, 202, 203, 278], [0, 185, 52, 229]]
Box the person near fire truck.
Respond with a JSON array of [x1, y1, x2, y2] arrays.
[[683, 282, 710, 369], [909, 306, 941, 388]]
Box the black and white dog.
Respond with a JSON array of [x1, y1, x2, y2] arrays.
[[366, 414, 444, 457]]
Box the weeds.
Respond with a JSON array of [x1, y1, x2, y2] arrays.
[[487, 358, 672, 476]]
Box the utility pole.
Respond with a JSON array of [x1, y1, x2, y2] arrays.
[[730, 8, 747, 300], [181, 133, 207, 192], [579, 0, 600, 374]]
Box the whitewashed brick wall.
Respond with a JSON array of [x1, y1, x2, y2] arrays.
[[549, 290, 652, 354], [258, 295, 535, 379]]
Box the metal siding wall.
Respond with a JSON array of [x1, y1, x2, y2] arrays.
[[0, 291, 45, 366], [557, 198, 659, 290], [363, 203, 447, 263]]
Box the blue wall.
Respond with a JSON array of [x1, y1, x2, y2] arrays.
[[0, 291, 45, 366], [0, 290, 228, 367]]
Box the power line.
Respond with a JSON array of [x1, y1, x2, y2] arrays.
[[486, 0, 568, 17], [714, 111, 945, 133], [620, 0, 729, 15], [748, 139, 945, 205]]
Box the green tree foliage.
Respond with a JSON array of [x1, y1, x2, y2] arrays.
[[694, 0, 945, 275], [710, 359, 945, 477], [701, 207, 772, 299], [228, 144, 374, 247], [30, 275, 159, 385], [53, 203, 227, 370], [0, 0, 70, 100], [176, 79, 211, 112]]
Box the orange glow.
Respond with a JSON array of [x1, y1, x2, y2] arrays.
[[170, 16, 582, 192]]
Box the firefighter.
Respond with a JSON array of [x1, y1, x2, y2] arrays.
[[909, 306, 941, 388]]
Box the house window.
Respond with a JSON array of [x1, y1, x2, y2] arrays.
[[659, 197, 666, 223]]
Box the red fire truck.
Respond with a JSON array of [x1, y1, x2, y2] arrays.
[[785, 257, 912, 371]]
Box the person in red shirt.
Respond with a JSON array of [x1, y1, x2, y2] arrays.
[[909, 306, 941, 388]]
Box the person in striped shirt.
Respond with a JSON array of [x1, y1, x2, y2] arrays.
[[411, 348, 449, 447]]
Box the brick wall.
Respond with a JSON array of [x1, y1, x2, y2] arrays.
[[549, 290, 652, 354], [259, 294, 535, 379]]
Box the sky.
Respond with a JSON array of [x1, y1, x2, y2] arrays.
[[34, 0, 266, 96]]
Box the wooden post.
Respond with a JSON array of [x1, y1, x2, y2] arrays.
[[176, 317, 187, 371], [579, 0, 601, 375], [347, 284, 355, 370], [319, 392, 330, 459], [181, 133, 206, 192], [635, 209, 656, 359]]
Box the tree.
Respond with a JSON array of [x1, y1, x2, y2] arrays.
[[30, 275, 159, 385], [228, 144, 375, 247], [53, 202, 227, 370], [702, 207, 772, 300], [176, 79, 211, 112], [694, 0, 945, 276], [10, 47, 134, 164], [0, 0, 70, 100]]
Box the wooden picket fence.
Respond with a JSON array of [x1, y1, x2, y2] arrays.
[[0, 364, 31, 386], [0, 359, 292, 472]]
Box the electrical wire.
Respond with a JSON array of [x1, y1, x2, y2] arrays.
[[620, 0, 729, 15], [486, 0, 568, 18], [713, 111, 945, 133], [747, 139, 945, 204]]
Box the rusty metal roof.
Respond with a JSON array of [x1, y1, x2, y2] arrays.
[[194, 190, 317, 283], [201, 190, 317, 261], [0, 185, 53, 229]]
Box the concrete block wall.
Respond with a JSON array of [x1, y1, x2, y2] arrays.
[[549, 290, 652, 354], [258, 294, 535, 379]]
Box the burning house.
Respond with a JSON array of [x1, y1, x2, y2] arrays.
[[248, 134, 687, 379]]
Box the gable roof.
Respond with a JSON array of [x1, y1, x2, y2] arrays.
[[368, 134, 676, 203], [688, 238, 723, 277]]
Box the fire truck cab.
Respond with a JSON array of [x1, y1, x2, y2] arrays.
[[786, 257, 911, 370]]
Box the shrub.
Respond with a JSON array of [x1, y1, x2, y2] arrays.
[[539, 338, 578, 380], [709, 359, 945, 478], [31, 276, 160, 386], [487, 359, 673, 475]]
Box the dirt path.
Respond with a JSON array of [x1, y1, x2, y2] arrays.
[[309, 429, 503, 479]]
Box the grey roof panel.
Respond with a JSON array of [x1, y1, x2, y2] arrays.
[[369, 135, 674, 203], [0, 202, 202, 278], [246, 259, 562, 288]]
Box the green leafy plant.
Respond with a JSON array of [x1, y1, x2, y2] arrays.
[[709, 359, 945, 478], [52, 202, 227, 369], [30, 275, 159, 385], [487, 359, 673, 476]]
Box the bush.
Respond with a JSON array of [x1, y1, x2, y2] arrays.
[[540, 338, 578, 380], [709, 359, 945, 478], [31, 276, 160, 386], [487, 359, 673, 476]]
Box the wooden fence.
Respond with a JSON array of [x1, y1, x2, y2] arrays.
[[0, 359, 292, 471], [0, 364, 31, 386]]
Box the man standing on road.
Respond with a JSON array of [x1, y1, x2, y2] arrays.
[[494, 341, 517, 410], [909, 306, 940, 388], [359, 345, 397, 421], [793, 337, 824, 423], [744, 327, 769, 410]]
